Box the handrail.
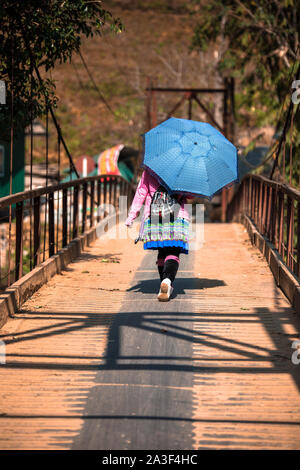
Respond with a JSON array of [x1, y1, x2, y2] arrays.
[[245, 174, 300, 201], [0, 174, 135, 289], [0, 174, 135, 209], [227, 174, 300, 279]]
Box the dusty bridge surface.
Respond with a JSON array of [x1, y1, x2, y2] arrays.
[[0, 222, 300, 449]]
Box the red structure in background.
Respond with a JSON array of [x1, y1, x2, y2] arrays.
[[75, 155, 96, 177]]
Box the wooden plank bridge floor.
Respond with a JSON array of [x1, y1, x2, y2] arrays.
[[0, 222, 300, 449]]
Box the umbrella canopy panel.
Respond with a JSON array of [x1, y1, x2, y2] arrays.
[[143, 117, 238, 198]]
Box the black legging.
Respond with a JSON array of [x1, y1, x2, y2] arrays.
[[156, 247, 180, 283]]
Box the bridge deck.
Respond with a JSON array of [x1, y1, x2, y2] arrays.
[[0, 222, 300, 449]]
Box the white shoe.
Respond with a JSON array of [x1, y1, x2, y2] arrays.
[[157, 278, 173, 302]]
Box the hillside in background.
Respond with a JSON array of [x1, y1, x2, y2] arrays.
[[31, 0, 273, 170]]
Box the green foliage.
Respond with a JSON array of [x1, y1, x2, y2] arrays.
[[191, 0, 299, 121], [108, 0, 189, 14], [0, 0, 122, 140], [114, 98, 143, 122], [191, 0, 300, 181]]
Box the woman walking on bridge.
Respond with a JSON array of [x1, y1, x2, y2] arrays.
[[125, 117, 238, 301], [125, 169, 191, 302]]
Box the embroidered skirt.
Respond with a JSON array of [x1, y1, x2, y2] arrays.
[[142, 217, 189, 254]]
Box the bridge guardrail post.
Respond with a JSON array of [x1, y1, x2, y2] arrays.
[[286, 196, 293, 269], [73, 186, 79, 239], [62, 189, 68, 247], [96, 180, 101, 223], [48, 192, 55, 257], [103, 178, 107, 218], [82, 182, 87, 234], [278, 190, 284, 257], [15, 201, 24, 281], [33, 196, 41, 267], [113, 177, 117, 210], [90, 181, 95, 228]]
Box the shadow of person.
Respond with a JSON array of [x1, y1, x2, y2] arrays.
[[126, 277, 226, 295]]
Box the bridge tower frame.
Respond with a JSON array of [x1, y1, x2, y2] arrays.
[[145, 77, 236, 222]]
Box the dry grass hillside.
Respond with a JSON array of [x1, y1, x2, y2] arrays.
[[32, 1, 233, 168], [32, 0, 273, 171]]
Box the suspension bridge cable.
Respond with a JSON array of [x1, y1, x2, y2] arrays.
[[249, 45, 300, 175], [239, 149, 274, 170], [270, 60, 300, 179], [72, 61, 85, 89], [78, 49, 116, 118], [247, 45, 300, 178], [18, 20, 81, 179], [273, 45, 300, 138]]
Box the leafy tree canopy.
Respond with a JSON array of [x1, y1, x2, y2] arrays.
[[191, 0, 299, 128], [0, 0, 123, 138]]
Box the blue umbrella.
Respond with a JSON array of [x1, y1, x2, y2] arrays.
[[142, 117, 238, 198]]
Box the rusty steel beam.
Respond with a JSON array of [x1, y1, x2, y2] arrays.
[[193, 93, 224, 133], [166, 92, 190, 118]]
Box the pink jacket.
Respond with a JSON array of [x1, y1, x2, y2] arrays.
[[125, 170, 190, 227]]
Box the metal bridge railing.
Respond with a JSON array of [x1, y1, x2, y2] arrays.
[[227, 174, 300, 279], [0, 174, 134, 290]]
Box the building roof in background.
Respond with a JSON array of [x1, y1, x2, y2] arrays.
[[61, 145, 138, 184]]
